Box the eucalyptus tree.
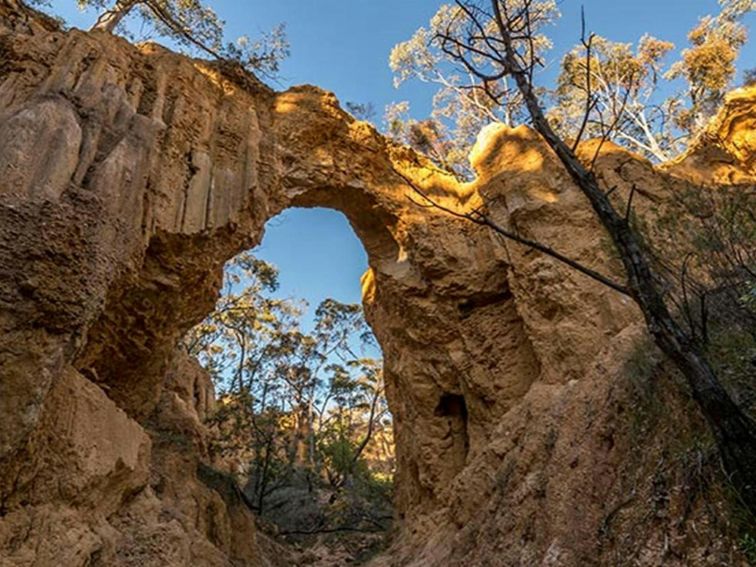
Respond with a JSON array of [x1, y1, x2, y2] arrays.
[[551, 0, 753, 161], [185, 252, 390, 512], [48, 0, 290, 77], [86, 0, 223, 48], [389, 0, 753, 169], [395, 0, 756, 516], [388, 0, 557, 177]]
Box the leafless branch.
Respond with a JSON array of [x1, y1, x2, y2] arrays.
[[395, 168, 631, 296]]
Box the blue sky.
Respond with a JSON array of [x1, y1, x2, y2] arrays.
[[256, 208, 370, 332], [49, 0, 754, 336], [52, 0, 756, 120]]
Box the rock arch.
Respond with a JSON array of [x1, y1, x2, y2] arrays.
[[1, 4, 753, 565]]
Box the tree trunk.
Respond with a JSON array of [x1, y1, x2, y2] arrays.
[[668, 338, 756, 505], [490, 0, 756, 515], [307, 396, 316, 467], [292, 403, 311, 468], [91, 0, 139, 33], [256, 435, 275, 513]]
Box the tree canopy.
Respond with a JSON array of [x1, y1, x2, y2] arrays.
[[30, 0, 290, 78], [388, 0, 753, 174], [184, 252, 393, 526], [388, 0, 558, 177]]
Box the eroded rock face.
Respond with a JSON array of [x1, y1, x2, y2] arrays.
[[0, 3, 753, 565]]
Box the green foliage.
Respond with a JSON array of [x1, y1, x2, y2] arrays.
[[741, 532, 756, 564], [224, 23, 290, 79], [666, 0, 752, 129], [707, 329, 756, 412], [40, 0, 289, 79], [185, 252, 393, 522], [550, 34, 681, 161], [79, 0, 224, 48], [642, 182, 756, 416], [387, 1, 558, 178], [742, 281, 756, 311], [622, 336, 659, 395], [656, 184, 755, 346], [389, 0, 752, 169], [556, 0, 751, 158]]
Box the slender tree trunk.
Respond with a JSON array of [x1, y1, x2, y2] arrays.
[[256, 434, 275, 513], [490, 0, 756, 514], [91, 0, 139, 33], [347, 386, 382, 478], [307, 392, 316, 467], [292, 402, 311, 468]]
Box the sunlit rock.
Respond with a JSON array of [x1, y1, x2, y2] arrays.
[[0, 2, 754, 565]]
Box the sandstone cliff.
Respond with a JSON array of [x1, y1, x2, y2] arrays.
[[0, 2, 754, 565]]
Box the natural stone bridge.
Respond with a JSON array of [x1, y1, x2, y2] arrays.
[[0, 2, 754, 565]]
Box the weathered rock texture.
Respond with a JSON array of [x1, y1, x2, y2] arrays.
[[0, 2, 753, 565]]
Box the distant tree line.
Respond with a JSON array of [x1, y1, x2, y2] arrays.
[[183, 252, 393, 531]]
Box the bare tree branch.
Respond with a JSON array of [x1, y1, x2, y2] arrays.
[[394, 168, 632, 296]]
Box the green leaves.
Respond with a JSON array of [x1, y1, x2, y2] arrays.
[[185, 251, 391, 510], [224, 24, 290, 79], [387, 1, 558, 179], [54, 0, 289, 79]]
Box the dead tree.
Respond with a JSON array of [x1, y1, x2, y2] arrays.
[[413, 0, 756, 514]]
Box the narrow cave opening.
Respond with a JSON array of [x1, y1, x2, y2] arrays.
[[435, 393, 468, 421], [435, 393, 470, 473], [185, 207, 395, 559]]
